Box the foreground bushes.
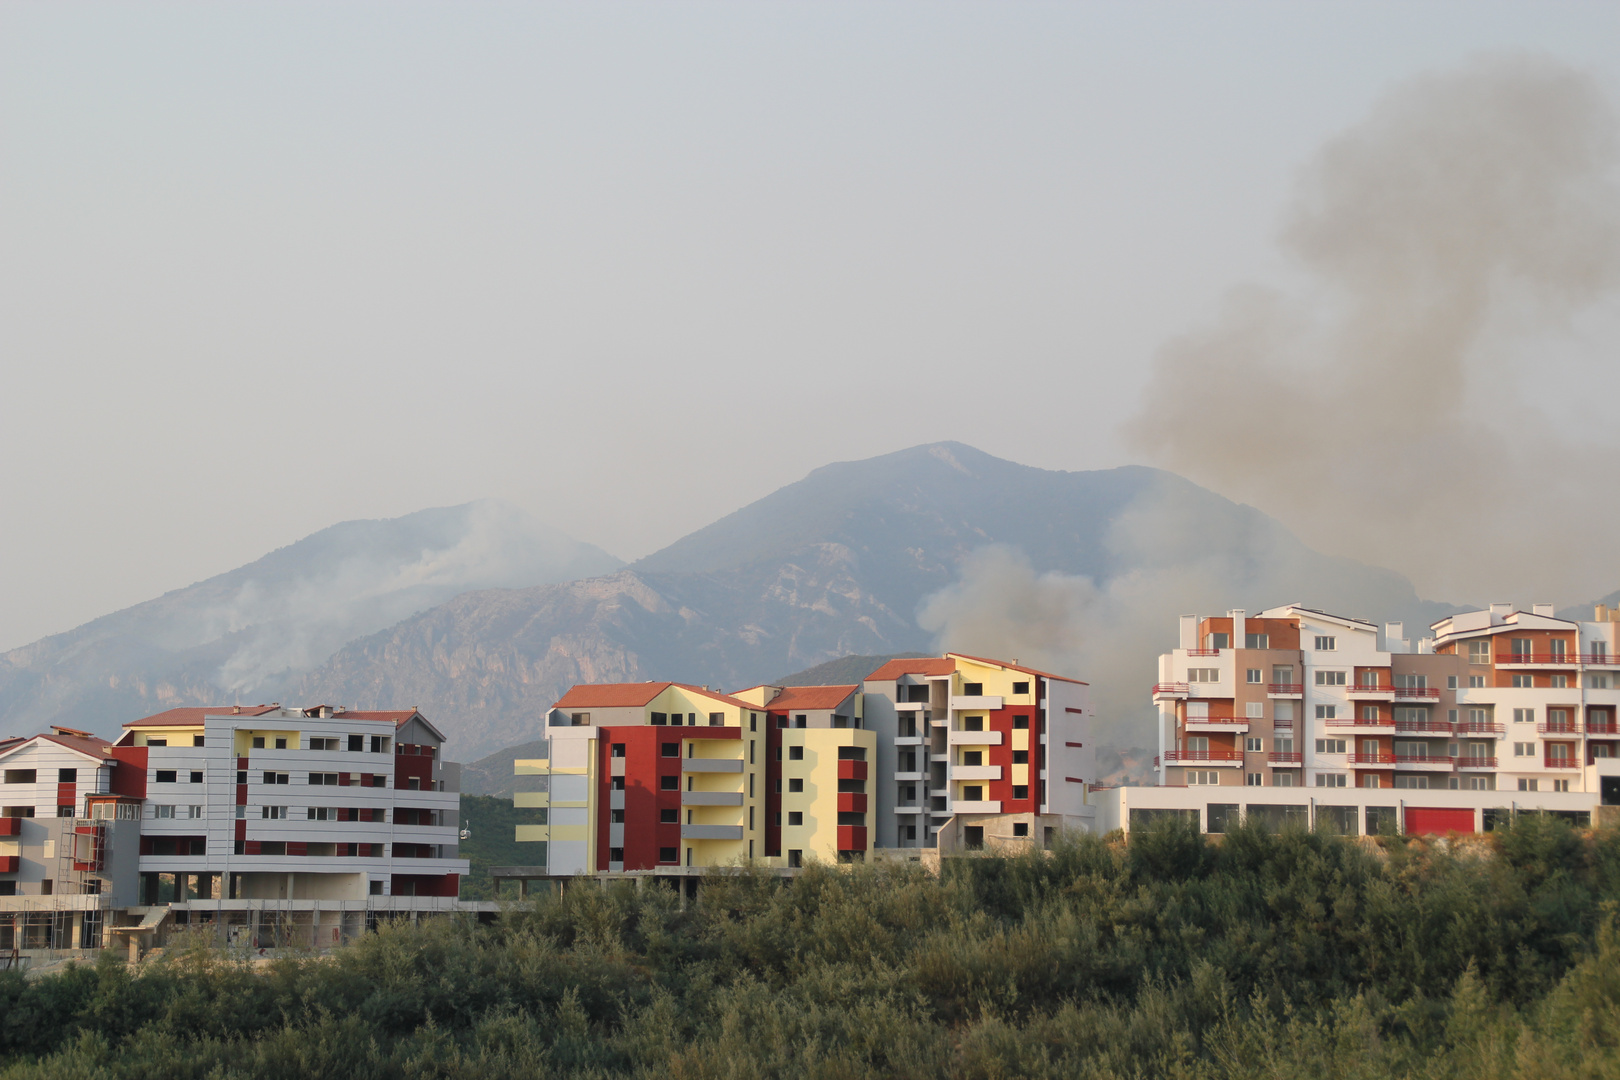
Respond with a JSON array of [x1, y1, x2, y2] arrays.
[[4, 815, 1620, 1078]]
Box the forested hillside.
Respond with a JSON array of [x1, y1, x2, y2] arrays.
[[4, 817, 1619, 1078]]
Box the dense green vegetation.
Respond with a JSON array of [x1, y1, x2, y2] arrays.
[[457, 794, 547, 900], [5, 816, 1620, 1078]]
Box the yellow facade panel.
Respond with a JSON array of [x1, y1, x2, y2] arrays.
[[514, 792, 550, 808], [514, 825, 550, 842]]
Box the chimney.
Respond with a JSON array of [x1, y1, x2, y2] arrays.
[[1179, 615, 1198, 651], [1488, 604, 1512, 621], [1230, 610, 1246, 647], [1533, 603, 1555, 618]]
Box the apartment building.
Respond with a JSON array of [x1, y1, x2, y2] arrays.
[[1154, 603, 1620, 801], [506, 652, 1095, 882], [1, 705, 469, 958]]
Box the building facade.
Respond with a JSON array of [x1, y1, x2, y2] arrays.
[[0, 705, 469, 958], [1155, 603, 1620, 799], [506, 652, 1095, 882]]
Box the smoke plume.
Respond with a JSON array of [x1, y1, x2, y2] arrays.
[[1125, 55, 1620, 604]]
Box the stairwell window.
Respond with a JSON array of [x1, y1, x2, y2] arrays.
[[1246, 669, 1262, 684], [1519, 779, 1539, 792], [1469, 640, 1491, 664], [1315, 774, 1346, 787], [1315, 671, 1346, 686], [1188, 669, 1220, 683], [1469, 676, 1486, 688], [1514, 709, 1535, 725], [1316, 705, 1337, 720], [1316, 739, 1346, 754], [1206, 634, 1229, 650], [1314, 636, 1336, 651], [1246, 634, 1269, 649]]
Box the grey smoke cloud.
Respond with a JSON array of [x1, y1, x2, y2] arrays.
[[1125, 54, 1620, 605]]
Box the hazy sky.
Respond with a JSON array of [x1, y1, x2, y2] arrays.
[[4, 3, 1619, 652]]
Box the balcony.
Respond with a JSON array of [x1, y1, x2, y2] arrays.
[[0, 855, 17, 874], [1395, 754, 1456, 771], [1457, 756, 1498, 770], [1584, 653, 1620, 667], [952, 800, 1003, 813], [1394, 721, 1455, 736], [1349, 753, 1396, 766], [0, 818, 20, 836], [837, 760, 869, 781], [1392, 686, 1442, 701], [1455, 722, 1505, 737], [836, 825, 868, 851], [1186, 648, 1221, 657], [682, 824, 745, 841], [1497, 652, 1581, 667], [1267, 683, 1304, 698], [1152, 683, 1189, 698], [1588, 722, 1620, 737], [1268, 752, 1303, 767], [1346, 684, 1395, 700], [1326, 717, 1396, 731], [1543, 757, 1581, 770], [950, 695, 1004, 711], [1537, 722, 1584, 736], [837, 793, 868, 813], [682, 791, 743, 806], [1160, 749, 1243, 766], [952, 765, 1002, 782], [1184, 715, 1251, 733], [682, 758, 743, 773], [947, 730, 1004, 746]]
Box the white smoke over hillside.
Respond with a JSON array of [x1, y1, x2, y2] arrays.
[[1126, 54, 1620, 606]]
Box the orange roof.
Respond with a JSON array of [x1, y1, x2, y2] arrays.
[[669, 683, 760, 711], [0, 732, 117, 761], [555, 683, 674, 709], [342, 710, 419, 727], [865, 657, 956, 682], [764, 685, 860, 712], [947, 653, 1087, 685], [125, 706, 277, 728]]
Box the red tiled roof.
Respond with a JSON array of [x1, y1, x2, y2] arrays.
[[865, 657, 956, 682], [341, 710, 419, 727], [669, 683, 760, 711], [947, 653, 1087, 685], [124, 706, 277, 728], [764, 685, 860, 712], [555, 683, 674, 709], [0, 732, 117, 761]]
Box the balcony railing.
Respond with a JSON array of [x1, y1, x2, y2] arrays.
[[1544, 757, 1581, 769], [1267, 683, 1304, 695], [1455, 722, 1505, 737], [1395, 721, 1454, 735], [1268, 752, 1303, 765], [1349, 753, 1396, 765], [1588, 722, 1620, 737], [1537, 722, 1584, 735], [1186, 648, 1221, 657], [1347, 684, 1396, 696], [1326, 717, 1395, 728], [1457, 756, 1498, 769], [1152, 683, 1189, 696], [1161, 749, 1244, 764], [1395, 754, 1456, 768], [1392, 686, 1442, 700], [1498, 652, 1581, 665], [1182, 714, 1251, 726]]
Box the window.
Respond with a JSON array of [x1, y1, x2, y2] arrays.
[[1206, 633, 1230, 650], [155, 770, 177, 783], [608, 847, 625, 863], [708, 713, 724, 726], [1394, 775, 1430, 790], [794, 715, 807, 728], [1274, 772, 1296, 787], [189, 771, 203, 784], [1513, 742, 1535, 757], [610, 743, 626, 758], [789, 746, 804, 761], [1394, 674, 1427, 689], [1246, 669, 1262, 684], [262, 771, 289, 785], [274, 738, 287, 750], [1469, 675, 1486, 688], [147, 738, 167, 747], [1245, 738, 1263, 752], [1245, 634, 1269, 650], [610, 809, 625, 823], [371, 736, 390, 753], [149, 804, 174, 818], [252, 737, 265, 749], [1186, 771, 1219, 786], [1188, 668, 1220, 683], [1468, 640, 1490, 664], [661, 742, 679, 758], [962, 751, 983, 767], [1246, 702, 1264, 718], [1554, 779, 1571, 793], [1361, 775, 1380, 789], [1275, 737, 1294, 753], [963, 716, 984, 732], [1012, 715, 1029, 729], [962, 682, 983, 696], [962, 785, 984, 801], [1013, 822, 1029, 837], [1012, 750, 1029, 764], [261, 806, 287, 819], [1447, 676, 1458, 690], [307, 807, 333, 820], [1510, 638, 1532, 660], [750, 713, 757, 732], [1360, 705, 1380, 722], [1186, 736, 1209, 753], [1314, 670, 1346, 686], [1552, 675, 1569, 688], [1246, 773, 1262, 786], [1316, 705, 1337, 720], [788, 778, 804, 793], [611, 776, 625, 791], [1514, 708, 1534, 725], [788, 850, 803, 868], [1590, 675, 1612, 689], [1315, 739, 1346, 754], [1512, 675, 1533, 688], [660, 776, 678, 790], [1519, 779, 1539, 792], [787, 811, 803, 826], [309, 738, 339, 751], [194, 735, 206, 747], [660, 809, 678, 823], [651, 712, 667, 726], [57, 805, 75, 817], [1314, 636, 1336, 651], [1012, 785, 1029, 799], [309, 773, 339, 785], [57, 768, 77, 783], [1316, 774, 1346, 788], [1012, 681, 1029, 695]]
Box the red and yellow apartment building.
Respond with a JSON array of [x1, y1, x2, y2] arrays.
[[510, 652, 1096, 879]]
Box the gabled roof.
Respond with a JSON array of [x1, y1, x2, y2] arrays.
[[865, 658, 957, 682], [947, 653, 1088, 685], [124, 706, 277, 728], [0, 731, 117, 763], [555, 683, 675, 709], [761, 685, 859, 712], [343, 709, 446, 742]]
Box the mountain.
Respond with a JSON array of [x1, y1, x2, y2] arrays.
[[0, 501, 621, 740], [298, 443, 1457, 759], [772, 653, 934, 687]]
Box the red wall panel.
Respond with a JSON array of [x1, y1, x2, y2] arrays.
[[1404, 807, 1475, 835]]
